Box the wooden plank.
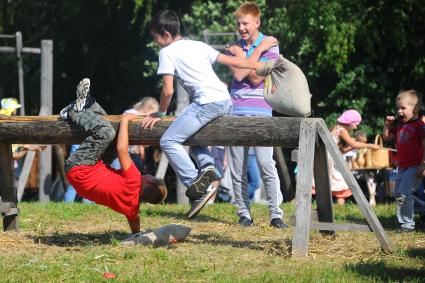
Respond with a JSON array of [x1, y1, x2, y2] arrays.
[[38, 40, 53, 202], [313, 135, 334, 235], [311, 222, 371, 232], [316, 120, 393, 252], [17, 151, 36, 201], [292, 119, 316, 257], [0, 116, 303, 147], [0, 144, 18, 231], [273, 147, 295, 201]]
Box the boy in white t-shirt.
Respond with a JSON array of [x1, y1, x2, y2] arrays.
[[142, 9, 277, 219]]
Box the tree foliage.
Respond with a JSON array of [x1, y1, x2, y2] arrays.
[[0, 0, 424, 137]]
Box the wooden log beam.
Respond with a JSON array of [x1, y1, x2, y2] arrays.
[[0, 115, 303, 147]]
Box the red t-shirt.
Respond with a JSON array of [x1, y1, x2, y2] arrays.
[[66, 160, 142, 220], [390, 118, 425, 169]]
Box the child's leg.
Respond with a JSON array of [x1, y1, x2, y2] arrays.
[[228, 146, 252, 220], [64, 103, 115, 172], [254, 146, 284, 221], [395, 167, 422, 230], [160, 100, 231, 187]]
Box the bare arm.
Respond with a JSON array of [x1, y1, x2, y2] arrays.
[[227, 44, 266, 84], [339, 128, 380, 150], [383, 116, 395, 141], [117, 113, 138, 171], [218, 36, 278, 70], [127, 216, 140, 234], [141, 75, 174, 130]]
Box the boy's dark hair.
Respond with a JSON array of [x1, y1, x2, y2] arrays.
[[150, 9, 180, 38]]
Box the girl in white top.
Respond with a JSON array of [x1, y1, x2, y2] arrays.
[[329, 109, 379, 204]]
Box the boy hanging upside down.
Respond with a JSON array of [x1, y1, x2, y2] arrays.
[[60, 78, 167, 234]]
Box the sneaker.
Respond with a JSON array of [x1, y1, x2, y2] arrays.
[[397, 227, 414, 233], [59, 102, 74, 120], [59, 78, 92, 120], [199, 163, 221, 181], [239, 216, 253, 227], [73, 78, 91, 112], [187, 184, 218, 219], [186, 167, 220, 199], [270, 218, 289, 229]]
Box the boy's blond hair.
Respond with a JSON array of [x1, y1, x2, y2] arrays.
[[133, 97, 159, 114], [396, 90, 422, 110], [234, 2, 261, 19]]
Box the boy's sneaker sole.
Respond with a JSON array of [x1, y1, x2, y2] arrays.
[[186, 168, 220, 199], [74, 78, 91, 112], [187, 185, 217, 219]]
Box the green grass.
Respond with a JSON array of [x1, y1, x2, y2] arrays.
[[1, 202, 424, 282]]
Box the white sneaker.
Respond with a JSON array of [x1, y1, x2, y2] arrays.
[[73, 78, 90, 112]]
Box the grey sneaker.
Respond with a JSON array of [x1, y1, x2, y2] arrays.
[[186, 167, 220, 199], [59, 78, 92, 120], [270, 218, 289, 229], [73, 78, 91, 112], [187, 184, 218, 219], [59, 102, 74, 120], [239, 216, 253, 227]]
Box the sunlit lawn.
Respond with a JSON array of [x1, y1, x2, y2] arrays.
[[0, 202, 424, 282]]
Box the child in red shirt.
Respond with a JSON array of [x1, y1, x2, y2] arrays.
[[383, 89, 425, 232], [60, 78, 167, 234]]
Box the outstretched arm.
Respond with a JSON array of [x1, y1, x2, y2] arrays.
[[127, 216, 140, 234], [339, 128, 380, 150], [226, 44, 265, 84], [117, 113, 138, 171], [141, 75, 174, 130], [217, 36, 278, 70]]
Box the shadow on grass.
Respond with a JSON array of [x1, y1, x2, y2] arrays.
[[142, 209, 233, 224], [28, 231, 129, 247], [341, 214, 425, 232], [190, 233, 292, 257], [407, 247, 425, 260], [345, 260, 425, 281]]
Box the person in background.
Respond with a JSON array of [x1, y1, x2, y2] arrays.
[[111, 97, 160, 172], [329, 109, 380, 205], [0, 98, 46, 186], [384, 90, 425, 232], [225, 2, 286, 228]]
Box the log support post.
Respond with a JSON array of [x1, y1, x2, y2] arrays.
[[0, 144, 19, 231]]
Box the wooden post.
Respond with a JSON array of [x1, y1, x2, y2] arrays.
[[315, 120, 392, 252], [292, 119, 316, 257], [313, 134, 334, 234], [15, 31, 25, 115], [0, 144, 18, 231], [273, 147, 295, 201], [38, 40, 53, 202]]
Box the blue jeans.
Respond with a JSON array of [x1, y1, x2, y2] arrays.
[[160, 100, 232, 187], [247, 153, 261, 200], [395, 166, 422, 229], [64, 184, 93, 204]]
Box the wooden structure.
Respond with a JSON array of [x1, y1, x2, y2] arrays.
[[0, 115, 392, 257], [0, 33, 53, 202]]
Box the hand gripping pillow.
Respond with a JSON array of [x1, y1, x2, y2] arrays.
[[256, 55, 311, 117]]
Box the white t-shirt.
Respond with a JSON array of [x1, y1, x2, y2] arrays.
[[157, 39, 230, 104]]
